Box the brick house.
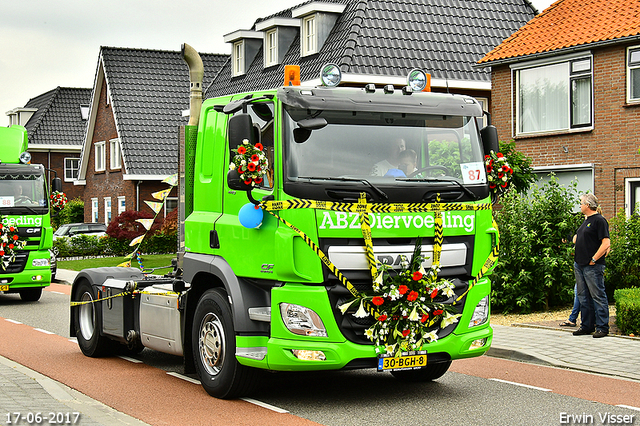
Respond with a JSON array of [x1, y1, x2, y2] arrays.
[[5, 87, 91, 201], [478, 0, 640, 217], [206, 0, 536, 107], [76, 47, 227, 224]]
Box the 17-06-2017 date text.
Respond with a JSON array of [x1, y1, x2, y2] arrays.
[[4, 412, 80, 424]]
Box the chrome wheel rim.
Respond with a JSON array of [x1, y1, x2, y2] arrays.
[[199, 312, 225, 376], [78, 291, 95, 341]]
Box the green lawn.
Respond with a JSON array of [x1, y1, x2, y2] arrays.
[[58, 254, 176, 275]]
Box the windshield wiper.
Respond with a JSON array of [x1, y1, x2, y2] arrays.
[[396, 177, 479, 201], [296, 176, 389, 201]]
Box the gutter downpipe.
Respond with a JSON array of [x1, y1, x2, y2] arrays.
[[178, 43, 204, 268]]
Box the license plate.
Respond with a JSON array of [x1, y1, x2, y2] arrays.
[[377, 351, 427, 371], [0, 285, 9, 291]]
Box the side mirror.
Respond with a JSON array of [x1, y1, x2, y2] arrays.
[[52, 177, 62, 193], [228, 113, 254, 148], [227, 169, 251, 191], [293, 117, 327, 143], [480, 125, 499, 156]]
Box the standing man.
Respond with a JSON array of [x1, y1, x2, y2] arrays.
[[572, 193, 610, 338]]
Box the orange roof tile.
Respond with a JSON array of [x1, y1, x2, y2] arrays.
[[479, 0, 640, 64]]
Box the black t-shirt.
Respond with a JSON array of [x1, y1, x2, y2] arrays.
[[574, 213, 609, 266]]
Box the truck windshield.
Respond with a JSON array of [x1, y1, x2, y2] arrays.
[[0, 166, 49, 214], [283, 106, 487, 201]]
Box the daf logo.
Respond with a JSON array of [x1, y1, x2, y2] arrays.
[[377, 255, 404, 266], [260, 264, 274, 273]]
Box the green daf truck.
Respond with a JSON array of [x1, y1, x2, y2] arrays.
[[0, 125, 60, 301], [70, 44, 499, 399]]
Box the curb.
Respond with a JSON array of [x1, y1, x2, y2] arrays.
[[510, 322, 640, 341]]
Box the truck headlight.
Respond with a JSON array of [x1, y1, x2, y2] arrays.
[[470, 296, 489, 327], [280, 303, 328, 337], [32, 258, 50, 267]]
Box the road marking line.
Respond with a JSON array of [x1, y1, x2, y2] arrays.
[[166, 371, 201, 384], [34, 328, 55, 335], [5, 319, 22, 324], [68, 338, 77, 344], [241, 397, 290, 414], [49, 291, 65, 295], [616, 405, 640, 411], [118, 356, 143, 363], [489, 378, 551, 392]]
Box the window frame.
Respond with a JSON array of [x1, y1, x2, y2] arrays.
[[64, 157, 80, 182], [302, 15, 317, 56], [91, 198, 99, 223], [117, 196, 126, 215], [626, 46, 640, 103], [513, 53, 593, 136], [104, 197, 112, 225], [110, 138, 122, 170], [233, 40, 245, 76], [95, 141, 106, 172], [265, 28, 278, 67]]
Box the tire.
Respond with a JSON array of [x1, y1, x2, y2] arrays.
[[391, 360, 451, 382], [19, 288, 42, 302], [192, 288, 258, 399], [72, 279, 111, 357]]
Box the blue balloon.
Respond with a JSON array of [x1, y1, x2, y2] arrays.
[[239, 203, 264, 228], [385, 168, 406, 177]]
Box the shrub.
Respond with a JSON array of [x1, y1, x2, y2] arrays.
[[491, 175, 583, 312], [498, 140, 536, 195], [53, 197, 84, 229], [614, 288, 640, 335], [106, 210, 161, 240], [605, 210, 640, 299]]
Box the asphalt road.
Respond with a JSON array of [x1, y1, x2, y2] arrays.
[[1, 285, 639, 426]]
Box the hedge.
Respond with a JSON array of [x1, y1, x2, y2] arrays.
[[614, 288, 640, 335]]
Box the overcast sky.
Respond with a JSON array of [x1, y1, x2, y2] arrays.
[[0, 0, 555, 124]]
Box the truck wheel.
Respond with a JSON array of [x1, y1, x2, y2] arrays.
[[19, 288, 42, 301], [72, 280, 111, 357], [391, 360, 451, 382], [192, 288, 258, 399]]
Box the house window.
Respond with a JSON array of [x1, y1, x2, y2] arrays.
[[80, 104, 90, 120], [95, 141, 106, 172], [265, 29, 278, 67], [117, 196, 126, 215], [233, 40, 244, 76], [64, 158, 80, 181], [91, 198, 99, 223], [165, 197, 178, 217], [110, 138, 121, 170], [515, 56, 592, 135], [627, 46, 640, 102], [302, 15, 316, 56], [104, 197, 111, 225]]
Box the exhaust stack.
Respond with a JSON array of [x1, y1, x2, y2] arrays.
[[181, 43, 203, 126]]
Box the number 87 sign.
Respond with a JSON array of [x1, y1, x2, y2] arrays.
[[460, 162, 486, 184]]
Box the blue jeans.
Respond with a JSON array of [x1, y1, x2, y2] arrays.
[[574, 262, 609, 332], [568, 284, 580, 323]]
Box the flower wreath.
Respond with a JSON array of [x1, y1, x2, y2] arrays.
[[0, 218, 26, 270], [340, 239, 461, 356], [50, 191, 68, 210], [484, 150, 513, 195], [229, 139, 268, 186]]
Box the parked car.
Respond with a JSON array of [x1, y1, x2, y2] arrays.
[[53, 223, 107, 240]]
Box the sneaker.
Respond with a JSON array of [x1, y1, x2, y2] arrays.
[[573, 328, 594, 336], [593, 330, 608, 338]]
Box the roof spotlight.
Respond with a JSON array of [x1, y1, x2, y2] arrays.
[[407, 69, 430, 92], [320, 63, 342, 87], [19, 151, 31, 164]]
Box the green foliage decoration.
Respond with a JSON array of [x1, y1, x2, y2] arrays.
[[497, 140, 536, 195], [491, 175, 583, 312]]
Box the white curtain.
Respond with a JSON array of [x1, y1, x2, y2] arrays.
[[519, 63, 568, 133]]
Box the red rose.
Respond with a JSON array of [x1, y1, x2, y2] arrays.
[[0, 251, 4, 256], [247, 162, 256, 172], [407, 291, 418, 302], [430, 289, 438, 299], [484, 154, 490, 160], [8, 244, 14, 250], [9, 226, 15, 232], [244, 178, 252, 185], [420, 314, 429, 323], [402, 329, 410, 337], [497, 152, 504, 158], [251, 154, 260, 162], [255, 177, 263, 184], [486, 165, 493, 173], [502, 165, 510, 172], [255, 143, 263, 151], [501, 182, 508, 188], [372, 296, 384, 306], [378, 315, 387, 322], [498, 172, 504, 179], [12, 235, 18, 241], [398, 285, 408, 295], [433, 309, 443, 316], [412, 271, 423, 281], [238, 146, 247, 154], [490, 183, 496, 189]]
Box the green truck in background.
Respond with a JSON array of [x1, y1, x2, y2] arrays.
[[70, 44, 499, 399], [0, 125, 61, 301]]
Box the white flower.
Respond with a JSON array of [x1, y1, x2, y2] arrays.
[[338, 299, 357, 314], [418, 264, 427, 276], [385, 344, 396, 355], [425, 330, 438, 342], [242, 139, 249, 145], [353, 300, 369, 318], [365, 328, 374, 339], [389, 288, 400, 301], [441, 312, 462, 328], [374, 272, 384, 286], [408, 306, 420, 322], [442, 286, 455, 298], [229, 163, 236, 170]]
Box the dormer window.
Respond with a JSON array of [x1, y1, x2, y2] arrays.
[[256, 17, 300, 67], [233, 40, 245, 76], [302, 16, 317, 56], [265, 29, 278, 67], [224, 30, 263, 77], [292, 2, 346, 58]]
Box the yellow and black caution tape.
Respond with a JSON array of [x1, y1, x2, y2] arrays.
[[70, 291, 133, 307]]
